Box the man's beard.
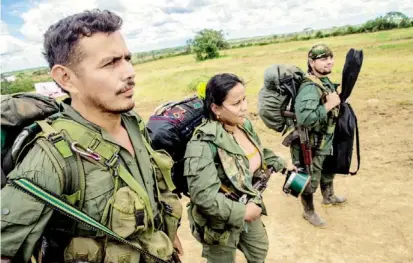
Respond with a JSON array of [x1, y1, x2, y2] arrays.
[[314, 66, 331, 76], [90, 96, 135, 114]]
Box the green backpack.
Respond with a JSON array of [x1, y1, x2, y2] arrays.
[[0, 93, 85, 205], [258, 64, 323, 134]]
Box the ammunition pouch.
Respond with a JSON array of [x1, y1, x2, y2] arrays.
[[187, 203, 231, 246]]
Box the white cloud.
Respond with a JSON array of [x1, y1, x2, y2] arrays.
[[1, 20, 10, 35], [1, 20, 26, 58], [1, 0, 413, 72]]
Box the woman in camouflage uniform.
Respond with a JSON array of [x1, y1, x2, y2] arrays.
[[184, 73, 293, 263]]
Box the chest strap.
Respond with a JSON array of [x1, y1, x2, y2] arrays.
[[50, 118, 155, 231]]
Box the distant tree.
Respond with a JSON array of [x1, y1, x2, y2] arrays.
[[185, 39, 193, 54], [303, 27, 313, 36], [398, 18, 412, 28], [346, 26, 356, 34], [360, 12, 411, 32], [315, 31, 323, 38], [384, 11, 408, 23], [32, 69, 48, 76], [192, 29, 230, 61], [16, 73, 25, 79]]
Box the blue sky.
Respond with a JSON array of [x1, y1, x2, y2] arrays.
[[1, 0, 413, 73], [1, 0, 27, 40]]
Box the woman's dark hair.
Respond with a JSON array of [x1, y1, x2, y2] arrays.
[[204, 73, 245, 119]]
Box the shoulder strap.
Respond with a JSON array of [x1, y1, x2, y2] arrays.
[[9, 178, 172, 263], [50, 118, 155, 230], [35, 120, 86, 209], [137, 113, 176, 192], [301, 75, 326, 98], [348, 105, 360, 175]]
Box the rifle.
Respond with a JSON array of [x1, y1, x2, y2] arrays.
[[297, 125, 313, 176], [219, 167, 275, 204], [282, 111, 313, 177]]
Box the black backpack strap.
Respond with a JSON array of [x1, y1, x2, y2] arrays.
[[1, 168, 6, 189], [349, 111, 360, 176]]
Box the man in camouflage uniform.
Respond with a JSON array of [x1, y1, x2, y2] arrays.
[[1, 10, 182, 262], [291, 43, 346, 228]]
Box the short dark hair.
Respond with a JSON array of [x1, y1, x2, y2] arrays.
[[43, 9, 123, 69], [204, 73, 245, 119]]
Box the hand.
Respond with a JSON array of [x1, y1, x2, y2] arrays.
[[173, 233, 184, 256], [324, 92, 341, 112], [244, 202, 262, 222], [1, 257, 12, 263], [287, 164, 298, 172]]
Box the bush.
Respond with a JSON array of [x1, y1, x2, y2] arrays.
[[331, 29, 345, 36], [346, 26, 356, 34], [1, 78, 34, 94], [192, 29, 230, 61], [398, 19, 412, 28], [315, 31, 323, 38]]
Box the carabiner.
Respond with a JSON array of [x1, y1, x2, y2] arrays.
[[70, 142, 101, 161]]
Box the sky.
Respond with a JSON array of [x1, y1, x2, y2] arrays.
[[1, 0, 412, 73]]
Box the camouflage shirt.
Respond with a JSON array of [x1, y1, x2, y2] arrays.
[[1, 102, 170, 262], [183, 118, 286, 229], [295, 76, 340, 155]]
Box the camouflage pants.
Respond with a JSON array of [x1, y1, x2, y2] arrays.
[[290, 144, 335, 193], [201, 218, 269, 263]]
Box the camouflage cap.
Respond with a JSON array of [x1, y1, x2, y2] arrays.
[[308, 43, 333, 59]]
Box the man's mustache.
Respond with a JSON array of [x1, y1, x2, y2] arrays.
[[116, 81, 135, 95]]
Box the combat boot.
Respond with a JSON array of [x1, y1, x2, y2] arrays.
[[301, 193, 326, 228], [321, 182, 347, 207]]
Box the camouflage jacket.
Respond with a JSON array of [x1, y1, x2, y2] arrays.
[[1, 102, 176, 262], [183, 118, 286, 230], [295, 76, 340, 155]]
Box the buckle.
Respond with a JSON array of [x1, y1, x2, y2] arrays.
[[48, 133, 64, 144], [154, 213, 163, 230], [105, 152, 119, 167]]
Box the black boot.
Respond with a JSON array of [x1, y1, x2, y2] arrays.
[[301, 193, 327, 228], [321, 182, 347, 206]]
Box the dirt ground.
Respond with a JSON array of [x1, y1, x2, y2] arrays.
[[133, 33, 413, 262], [136, 86, 413, 263]]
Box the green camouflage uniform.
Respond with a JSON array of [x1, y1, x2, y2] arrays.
[[1, 101, 179, 262], [291, 76, 340, 191], [291, 43, 340, 193], [184, 118, 286, 263]]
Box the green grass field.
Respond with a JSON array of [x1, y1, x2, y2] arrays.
[[133, 28, 412, 108]]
